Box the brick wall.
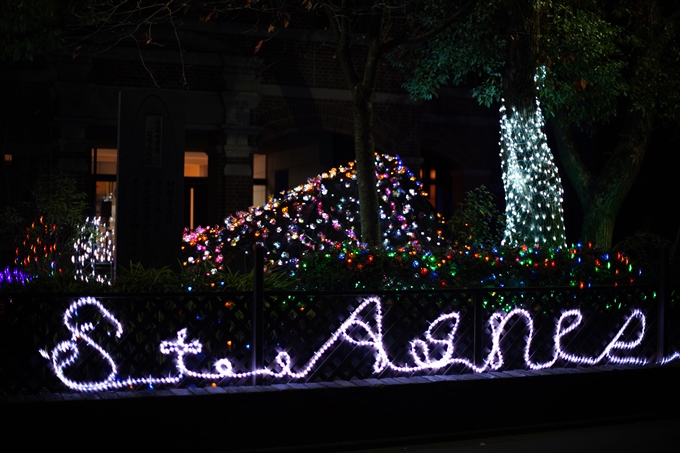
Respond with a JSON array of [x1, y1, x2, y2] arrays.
[[224, 174, 253, 215], [0, 24, 501, 223], [0, 78, 57, 213], [255, 96, 423, 160], [257, 37, 408, 93], [0, 79, 53, 143], [89, 59, 224, 92]]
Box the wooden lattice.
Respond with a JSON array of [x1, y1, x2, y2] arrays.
[[0, 285, 674, 395]]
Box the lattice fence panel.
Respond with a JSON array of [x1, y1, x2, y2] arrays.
[[667, 289, 680, 356], [0, 296, 70, 394], [261, 292, 380, 383], [376, 292, 475, 377], [0, 285, 675, 395], [479, 287, 658, 370], [260, 291, 475, 382], [0, 293, 252, 394]]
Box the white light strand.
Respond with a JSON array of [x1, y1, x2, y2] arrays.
[[72, 217, 114, 285], [659, 351, 680, 365], [499, 76, 567, 249], [39, 297, 180, 392], [43, 297, 670, 392]]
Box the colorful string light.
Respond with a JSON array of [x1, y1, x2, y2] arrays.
[[43, 296, 672, 392], [182, 154, 446, 273], [0, 265, 32, 289], [181, 155, 638, 291], [296, 241, 642, 292], [15, 215, 61, 274]]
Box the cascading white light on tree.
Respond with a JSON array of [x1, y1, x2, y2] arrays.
[[39, 297, 180, 392], [499, 69, 567, 249]]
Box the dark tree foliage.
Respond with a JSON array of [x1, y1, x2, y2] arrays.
[[396, 0, 680, 248], [0, 0, 257, 61]]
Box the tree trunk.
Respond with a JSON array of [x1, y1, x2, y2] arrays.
[[551, 0, 669, 248], [553, 109, 653, 248], [323, 2, 472, 247], [581, 197, 617, 249], [353, 97, 381, 246], [324, 5, 383, 247], [499, 0, 567, 248], [572, 119, 650, 249]]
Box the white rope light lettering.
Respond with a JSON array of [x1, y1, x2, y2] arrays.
[[660, 352, 680, 365], [39, 297, 180, 392], [41, 296, 674, 392]]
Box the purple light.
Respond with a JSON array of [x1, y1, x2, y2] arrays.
[[0, 266, 32, 289]]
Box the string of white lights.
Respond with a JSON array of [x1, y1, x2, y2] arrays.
[[42, 297, 669, 392], [72, 217, 114, 285], [499, 70, 567, 249], [39, 297, 180, 392], [660, 352, 680, 365]]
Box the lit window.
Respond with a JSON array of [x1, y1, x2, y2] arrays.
[[91, 149, 208, 177], [184, 152, 208, 177], [253, 153, 267, 206], [429, 168, 437, 207]]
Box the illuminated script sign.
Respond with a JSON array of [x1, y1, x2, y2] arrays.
[[40, 297, 678, 392]]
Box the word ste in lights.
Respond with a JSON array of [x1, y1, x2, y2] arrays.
[[40, 296, 677, 392]]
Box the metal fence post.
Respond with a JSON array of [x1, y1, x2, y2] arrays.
[[252, 244, 264, 385], [474, 291, 484, 368], [657, 249, 668, 364]]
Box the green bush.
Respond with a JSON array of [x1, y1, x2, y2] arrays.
[[13, 173, 88, 275], [2, 260, 296, 294], [294, 239, 644, 291], [447, 185, 505, 249], [296, 242, 392, 291], [614, 232, 676, 284], [440, 243, 642, 288]]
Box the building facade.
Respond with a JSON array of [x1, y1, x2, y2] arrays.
[[0, 17, 501, 265]]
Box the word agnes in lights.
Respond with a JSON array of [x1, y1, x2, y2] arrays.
[[42, 297, 658, 392]]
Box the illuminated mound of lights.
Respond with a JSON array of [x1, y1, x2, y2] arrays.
[[0, 265, 32, 289], [182, 154, 446, 272], [72, 217, 114, 285]]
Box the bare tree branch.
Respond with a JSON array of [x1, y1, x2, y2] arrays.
[[324, 4, 360, 89], [380, 0, 475, 57]]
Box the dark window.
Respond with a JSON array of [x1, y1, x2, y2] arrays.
[[275, 169, 289, 194]]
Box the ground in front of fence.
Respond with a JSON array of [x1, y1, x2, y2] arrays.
[[3, 362, 679, 453]]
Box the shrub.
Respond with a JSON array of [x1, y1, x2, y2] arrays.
[[14, 173, 88, 275], [614, 232, 675, 284], [447, 185, 505, 249], [441, 243, 642, 288]]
